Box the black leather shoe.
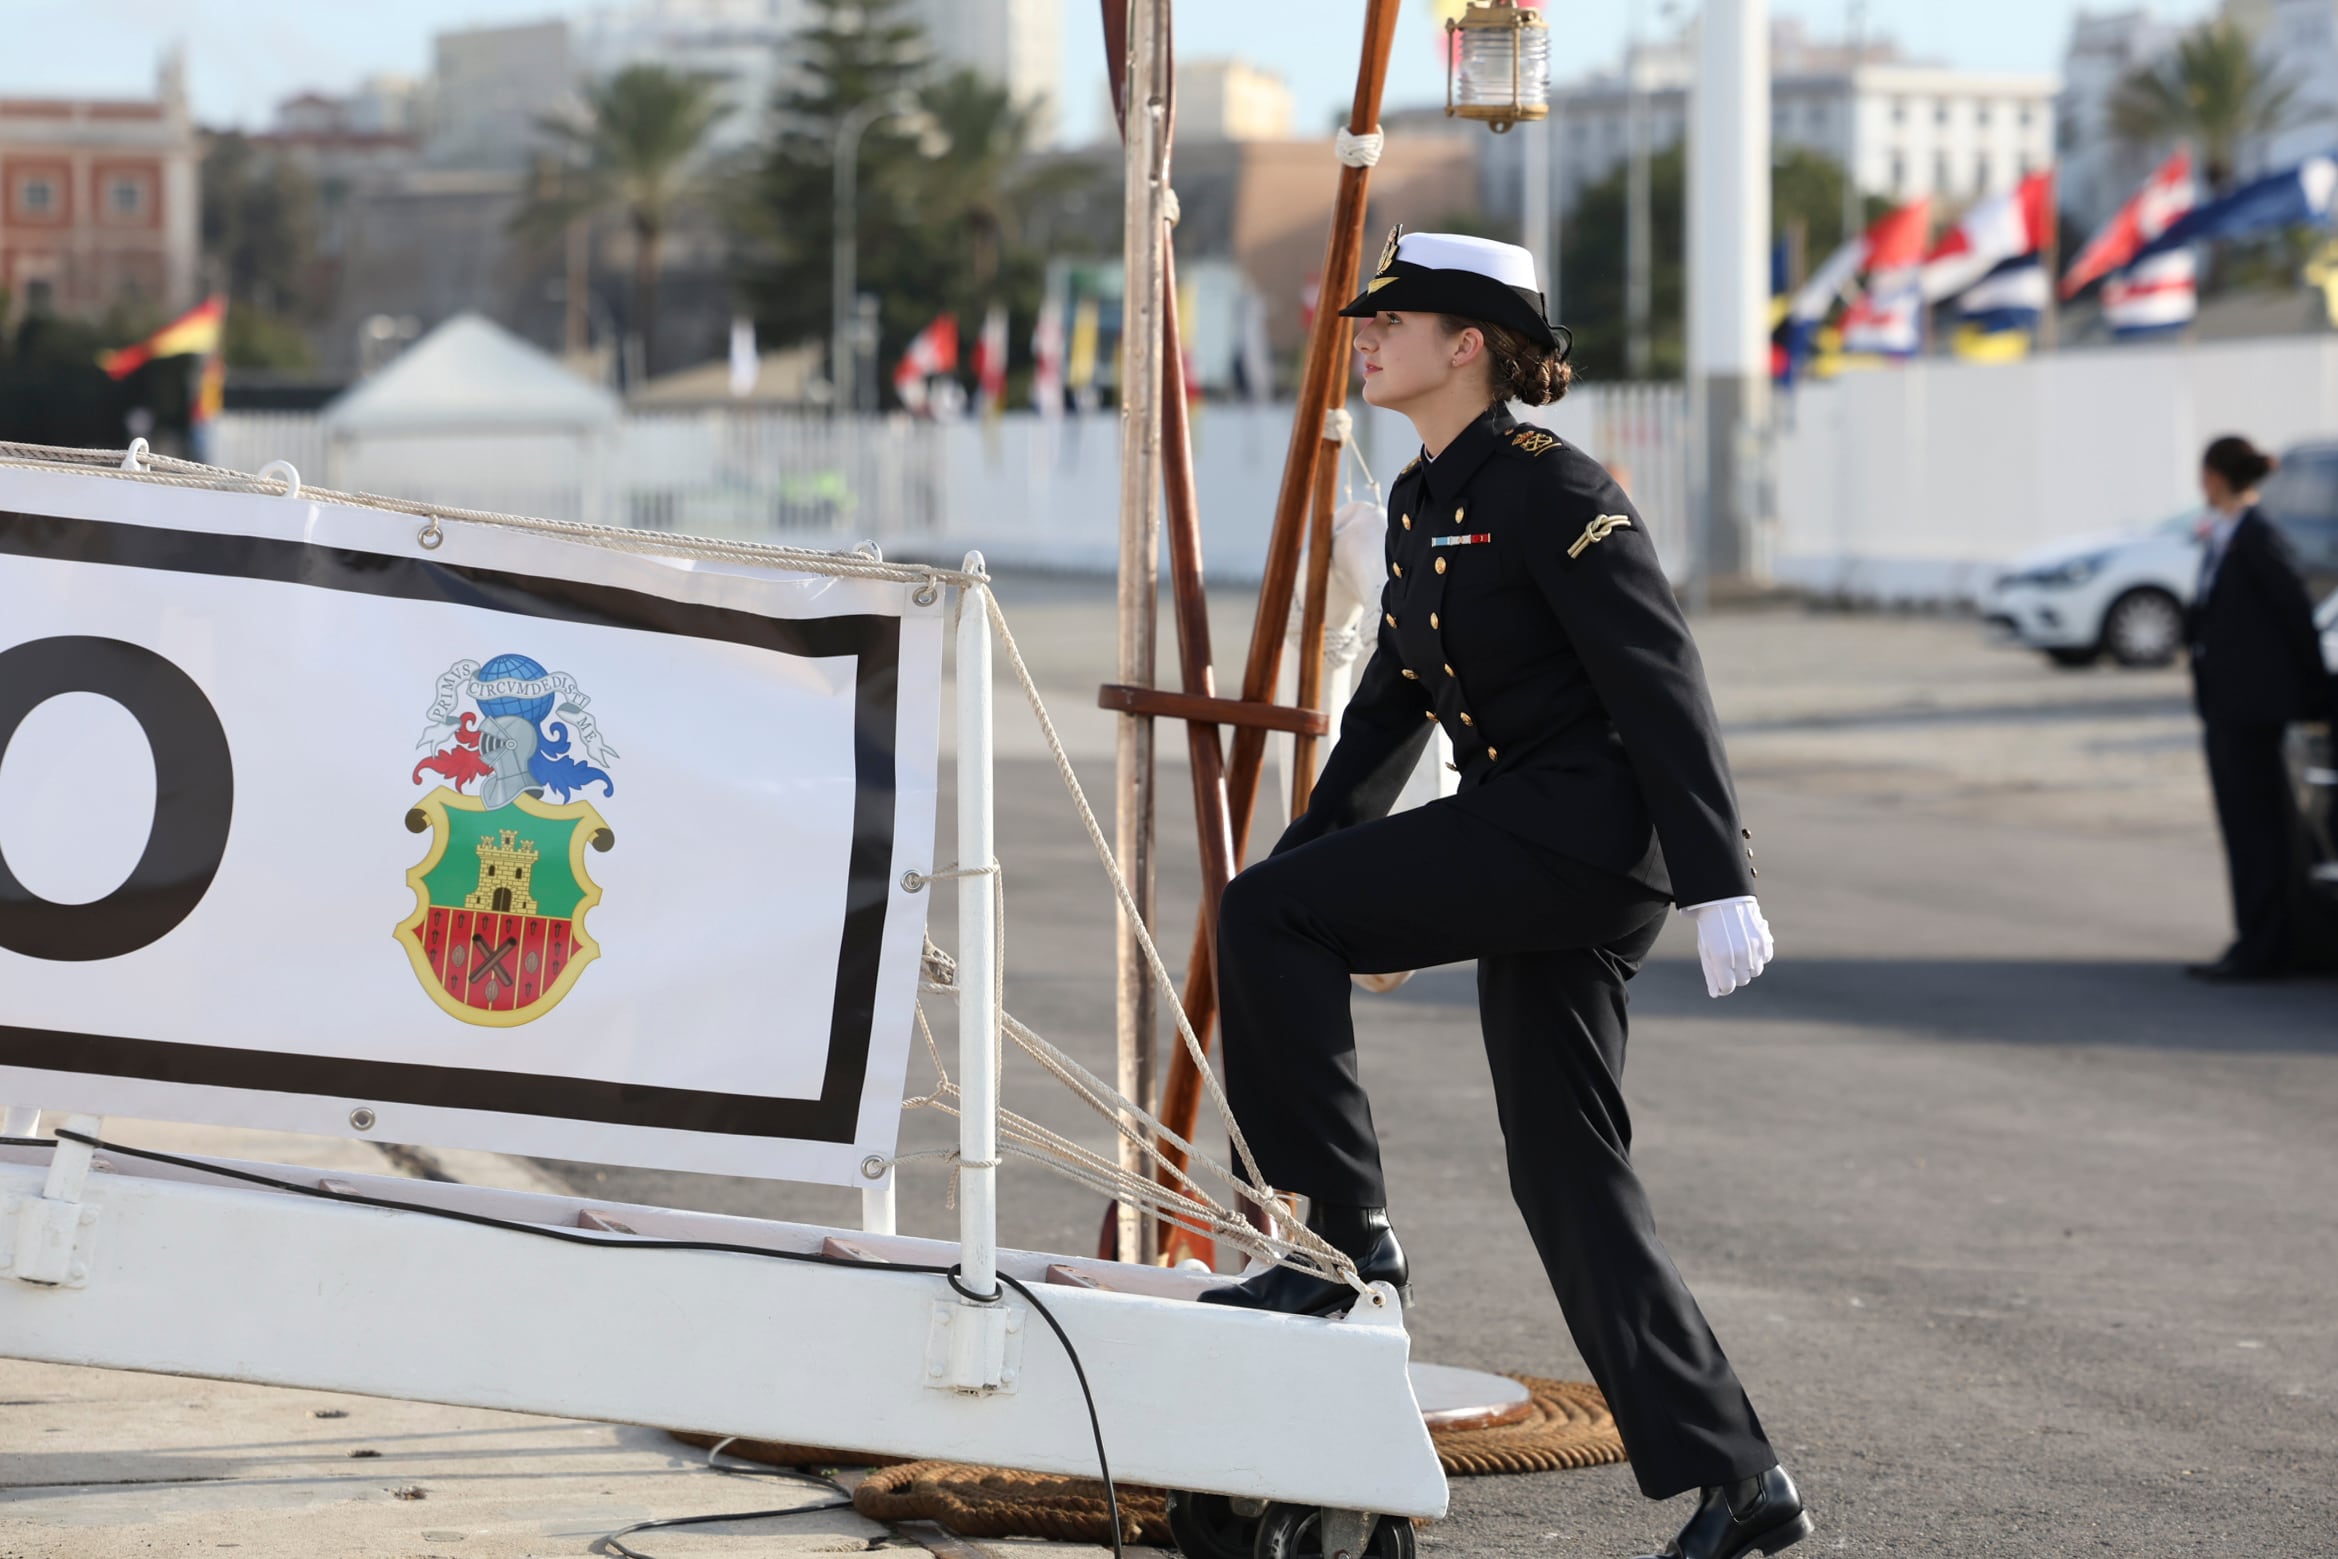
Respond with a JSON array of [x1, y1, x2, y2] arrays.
[[1636, 1466, 1811, 1559], [1197, 1203, 1411, 1317]]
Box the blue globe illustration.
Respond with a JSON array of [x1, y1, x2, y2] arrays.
[[476, 653, 554, 726]]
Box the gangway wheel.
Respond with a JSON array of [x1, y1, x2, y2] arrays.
[[1164, 1489, 1266, 1558], [1250, 1503, 1417, 1559]]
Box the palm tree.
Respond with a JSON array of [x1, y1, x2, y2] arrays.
[[2109, 20, 2293, 194], [517, 65, 728, 374]]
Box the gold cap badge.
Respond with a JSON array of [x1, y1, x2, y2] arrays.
[[1377, 224, 1404, 276]]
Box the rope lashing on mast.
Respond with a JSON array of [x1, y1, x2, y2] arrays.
[[0, 441, 1370, 1298], [1333, 127, 1385, 167]]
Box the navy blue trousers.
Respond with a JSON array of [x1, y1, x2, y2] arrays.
[[1215, 796, 1775, 1499]]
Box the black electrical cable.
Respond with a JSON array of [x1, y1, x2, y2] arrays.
[[14, 1129, 1128, 1559], [596, 1451, 854, 1559]]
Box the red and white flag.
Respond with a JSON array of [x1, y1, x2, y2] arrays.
[[972, 304, 1009, 416], [2062, 148, 2196, 299], [1839, 197, 1931, 356], [892, 313, 958, 413], [2102, 248, 2198, 335], [1030, 294, 1065, 420], [1922, 170, 2054, 302]]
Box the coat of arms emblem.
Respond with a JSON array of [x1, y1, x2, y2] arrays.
[[395, 654, 617, 1025]]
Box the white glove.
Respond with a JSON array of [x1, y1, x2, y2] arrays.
[[1682, 896, 1774, 998]]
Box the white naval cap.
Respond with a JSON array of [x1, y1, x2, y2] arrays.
[[1339, 225, 1566, 353]]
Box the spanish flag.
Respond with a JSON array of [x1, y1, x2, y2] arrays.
[[99, 295, 226, 380]]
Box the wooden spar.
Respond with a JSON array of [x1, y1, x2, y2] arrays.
[[1290, 321, 1354, 818], [1147, 0, 1404, 1227], [1099, 683, 1327, 738], [1111, 0, 1174, 1265]]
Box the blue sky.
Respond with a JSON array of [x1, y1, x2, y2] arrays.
[[6, 0, 2223, 142]]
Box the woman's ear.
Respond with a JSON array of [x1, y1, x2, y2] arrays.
[[1449, 326, 1486, 370]]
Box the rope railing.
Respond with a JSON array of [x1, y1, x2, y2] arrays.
[[0, 442, 1365, 1295]]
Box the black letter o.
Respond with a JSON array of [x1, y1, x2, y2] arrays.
[[0, 637, 234, 961]]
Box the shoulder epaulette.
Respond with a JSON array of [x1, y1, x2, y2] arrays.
[[1400, 455, 1423, 475], [1507, 427, 1561, 457]]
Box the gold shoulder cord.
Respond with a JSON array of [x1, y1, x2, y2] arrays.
[[1567, 514, 1633, 560]]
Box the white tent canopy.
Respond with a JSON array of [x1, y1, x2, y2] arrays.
[[322, 314, 620, 524], [324, 314, 620, 435]]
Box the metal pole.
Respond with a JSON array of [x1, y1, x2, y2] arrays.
[[1111, 0, 1171, 1267], [1686, 0, 1771, 586], [1841, 0, 1864, 247], [955, 562, 999, 1298], [1523, 114, 1555, 328], [832, 100, 891, 416], [860, 1176, 896, 1235], [1626, 5, 1653, 381]]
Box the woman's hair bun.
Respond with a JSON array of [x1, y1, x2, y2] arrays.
[[2203, 434, 2275, 491], [1448, 316, 1575, 407]]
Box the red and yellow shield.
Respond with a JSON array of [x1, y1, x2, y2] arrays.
[[395, 788, 611, 1026]]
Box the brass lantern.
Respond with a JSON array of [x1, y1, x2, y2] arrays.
[[1445, 0, 1552, 133]]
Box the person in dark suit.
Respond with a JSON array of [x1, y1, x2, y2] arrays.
[[1200, 230, 1809, 1559], [2185, 434, 2338, 981]]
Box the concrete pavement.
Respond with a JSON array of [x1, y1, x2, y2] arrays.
[[6, 588, 2336, 1555]]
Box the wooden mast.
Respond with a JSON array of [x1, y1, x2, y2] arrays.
[[1109, 0, 1175, 1264], [1147, 0, 1405, 1236]]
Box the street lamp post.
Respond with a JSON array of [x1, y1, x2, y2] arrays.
[[832, 97, 903, 416], [831, 96, 948, 413]]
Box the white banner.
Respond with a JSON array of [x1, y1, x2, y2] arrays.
[[0, 466, 942, 1183]]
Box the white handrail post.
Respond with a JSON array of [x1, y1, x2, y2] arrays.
[[955, 555, 999, 1299]]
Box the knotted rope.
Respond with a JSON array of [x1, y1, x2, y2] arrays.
[[1334, 127, 1386, 167]]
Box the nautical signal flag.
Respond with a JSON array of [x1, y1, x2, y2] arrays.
[[972, 304, 1009, 417], [2102, 249, 2198, 338], [1953, 253, 2051, 360], [1838, 196, 1931, 358], [1922, 170, 2053, 302], [2133, 154, 2338, 264], [892, 313, 958, 414], [1030, 290, 1066, 420], [1838, 284, 1924, 357], [1861, 196, 1934, 279], [1066, 296, 1101, 397], [2062, 147, 2194, 299], [98, 294, 225, 379]]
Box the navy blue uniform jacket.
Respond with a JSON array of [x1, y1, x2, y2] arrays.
[[1276, 404, 1757, 909], [2185, 506, 2338, 729]]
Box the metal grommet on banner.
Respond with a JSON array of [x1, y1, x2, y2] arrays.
[[902, 869, 928, 893], [417, 517, 445, 551], [349, 1108, 377, 1132], [860, 1154, 889, 1181], [913, 571, 941, 608]]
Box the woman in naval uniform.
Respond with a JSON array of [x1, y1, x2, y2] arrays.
[[1200, 230, 1810, 1559]]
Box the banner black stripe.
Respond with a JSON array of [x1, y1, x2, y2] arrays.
[[0, 1027, 850, 1139]]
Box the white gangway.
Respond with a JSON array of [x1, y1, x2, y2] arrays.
[[0, 443, 1445, 1552]]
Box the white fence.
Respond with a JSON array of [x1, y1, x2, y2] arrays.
[[1774, 333, 2338, 602], [213, 386, 1693, 583]]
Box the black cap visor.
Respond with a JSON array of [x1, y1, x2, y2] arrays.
[[1339, 261, 1568, 356]]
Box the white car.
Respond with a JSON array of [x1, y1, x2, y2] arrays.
[[1981, 510, 2203, 668]]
